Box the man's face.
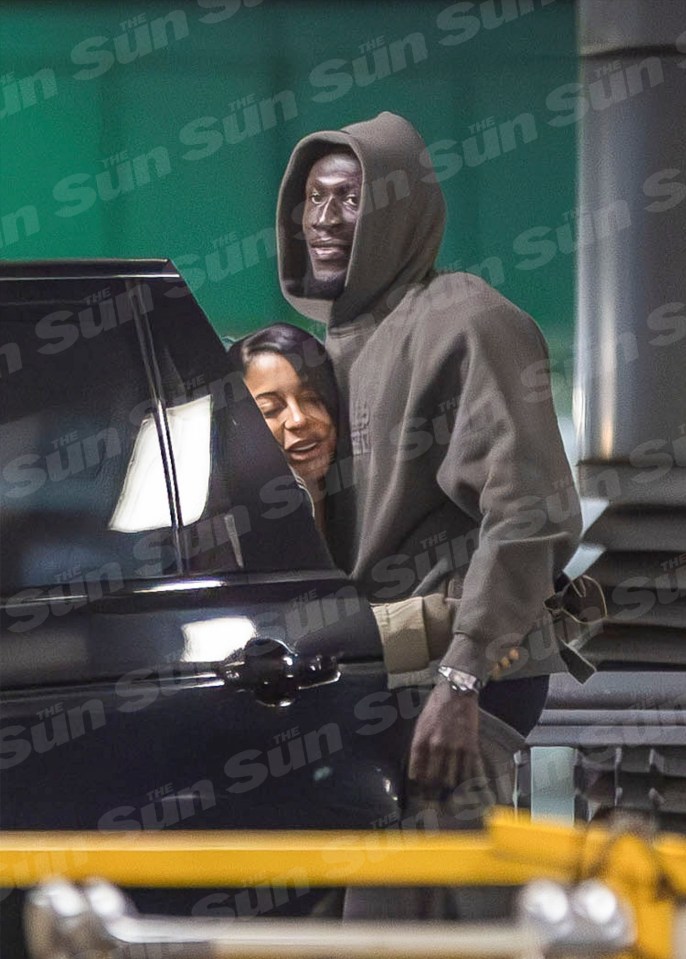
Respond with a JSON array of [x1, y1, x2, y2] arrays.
[[303, 152, 362, 298]]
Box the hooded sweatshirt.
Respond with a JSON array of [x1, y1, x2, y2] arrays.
[[277, 112, 583, 684]]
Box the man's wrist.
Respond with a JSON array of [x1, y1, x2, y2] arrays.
[[437, 665, 483, 694]]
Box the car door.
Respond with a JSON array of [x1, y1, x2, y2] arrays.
[[0, 260, 416, 843]]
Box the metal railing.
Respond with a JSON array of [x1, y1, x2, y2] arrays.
[[2, 810, 685, 959]]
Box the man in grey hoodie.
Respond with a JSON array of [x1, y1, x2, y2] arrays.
[[277, 112, 582, 821]]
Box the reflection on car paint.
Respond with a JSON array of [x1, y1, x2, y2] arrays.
[[180, 615, 256, 662]]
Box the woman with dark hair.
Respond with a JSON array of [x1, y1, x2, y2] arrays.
[[229, 322, 548, 695], [227, 323, 338, 534]]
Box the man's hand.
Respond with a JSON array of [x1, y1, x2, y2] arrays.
[[407, 681, 482, 791], [489, 646, 519, 679]]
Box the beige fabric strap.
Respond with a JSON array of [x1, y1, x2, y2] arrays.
[[371, 596, 432, 673], [371, 594, 457, 687]]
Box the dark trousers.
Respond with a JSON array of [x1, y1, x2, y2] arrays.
[[480, 674, 550, 737]]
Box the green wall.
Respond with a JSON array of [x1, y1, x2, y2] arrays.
[[0, 0, 577, 407]]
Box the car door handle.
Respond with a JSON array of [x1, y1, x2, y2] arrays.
[[215, 637, 339, 706]]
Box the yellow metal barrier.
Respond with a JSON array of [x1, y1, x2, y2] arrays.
[[3, 810, 686, 959]]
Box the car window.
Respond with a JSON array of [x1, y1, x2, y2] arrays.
[[144, 273, 335, 575], [0, 263, 335, 600], [0, 277, 180, 597]]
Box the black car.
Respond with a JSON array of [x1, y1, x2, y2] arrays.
[[0, 260, 416, 951]]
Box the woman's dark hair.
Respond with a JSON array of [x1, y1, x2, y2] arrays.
[[227, 323, 339, 424]]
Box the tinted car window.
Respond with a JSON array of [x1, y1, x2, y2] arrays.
[[0, 281, 179, 596], [126, 267, 335, 575], [0, 261, 335, 598]]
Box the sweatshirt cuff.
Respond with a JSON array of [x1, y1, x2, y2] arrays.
[[439, 633, 493, 685]]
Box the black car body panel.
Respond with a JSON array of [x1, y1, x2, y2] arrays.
[[0, 261, 414, 952], [0, 578, 413, 832]]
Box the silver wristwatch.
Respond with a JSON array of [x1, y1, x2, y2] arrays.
[[437, 665, 483, 694]]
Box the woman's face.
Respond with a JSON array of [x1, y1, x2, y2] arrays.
[[244, 352, 337, 485]]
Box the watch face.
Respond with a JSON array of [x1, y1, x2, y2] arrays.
[[439, 666, 481, 693]]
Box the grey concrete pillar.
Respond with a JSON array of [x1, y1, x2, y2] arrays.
[[576, 0, 686, 665]]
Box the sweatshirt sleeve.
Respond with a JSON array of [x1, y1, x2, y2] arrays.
[[435, 304, 581, 683]]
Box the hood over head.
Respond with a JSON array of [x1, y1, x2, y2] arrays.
[[277, 112, 446, 329]]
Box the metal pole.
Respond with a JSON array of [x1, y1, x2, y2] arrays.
[[575, 0, 686, 664], [25, 879, 544, 959]]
